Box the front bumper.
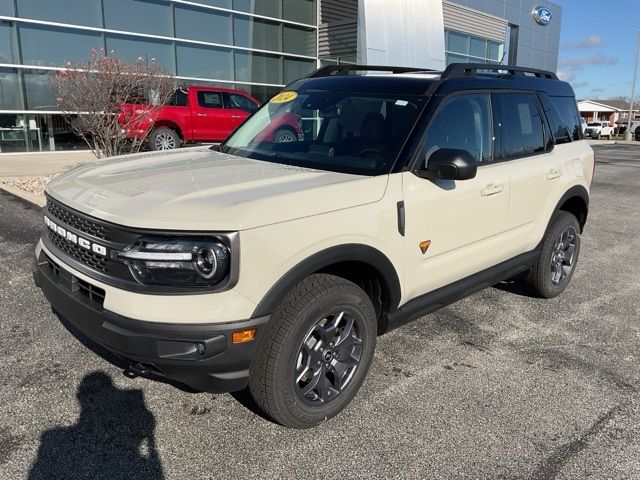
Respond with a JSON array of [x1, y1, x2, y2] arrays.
[[33, 251, 269, 393]]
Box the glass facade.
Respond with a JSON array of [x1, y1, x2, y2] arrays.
[[0, 0, 319, 152], [445, 29, 504, 65]]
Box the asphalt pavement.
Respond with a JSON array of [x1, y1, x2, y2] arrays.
[[1, 144, 639, 479]]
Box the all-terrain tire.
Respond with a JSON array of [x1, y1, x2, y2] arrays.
[[524, 211, 581, 298], [248, 274, 377, 429]]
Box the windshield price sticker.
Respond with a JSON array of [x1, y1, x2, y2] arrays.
[[270, 91, 298, 104]]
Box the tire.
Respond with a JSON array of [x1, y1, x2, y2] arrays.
[[524, 211, 581, 299], [273, 128, 297, 143], [635, 128, 640, 141], [596, 132, 601, 140], [148, 127, 180, 151], [249, 274, 377, 429]]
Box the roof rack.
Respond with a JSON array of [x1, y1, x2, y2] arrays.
[[306, 64, 437, 78], [442, 63, 558, 80]]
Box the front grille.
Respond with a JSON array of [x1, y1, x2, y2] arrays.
[[43, 253, 106, 309], [48, 229, 108, 272], [47, 200, 109, 240]]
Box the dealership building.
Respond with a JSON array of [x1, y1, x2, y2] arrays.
[[0, 0, 561, 153]]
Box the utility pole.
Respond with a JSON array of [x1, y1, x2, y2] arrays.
[[624, 30, 640, 141]]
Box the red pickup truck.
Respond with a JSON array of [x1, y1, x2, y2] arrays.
[[119, 86, 300, 150]]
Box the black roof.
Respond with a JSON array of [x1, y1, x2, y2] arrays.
[[288, 63, 575, 98]]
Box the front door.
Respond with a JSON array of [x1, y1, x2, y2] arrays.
[[402, 93, 512, 301], [224, 93, 259, 133], [191, 90, 229, 141]]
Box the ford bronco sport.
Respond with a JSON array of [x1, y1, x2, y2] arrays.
[[33, 64, 594, 429]]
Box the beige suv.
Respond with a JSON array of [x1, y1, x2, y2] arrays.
[[33, 64, 594, 429]]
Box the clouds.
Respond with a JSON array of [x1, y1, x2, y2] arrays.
[[562, 35, 603, 49], [558, 54, 619, 71], [557, 71, 575, 82]]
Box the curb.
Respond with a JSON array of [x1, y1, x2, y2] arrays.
[[0, 184, 45, 207]]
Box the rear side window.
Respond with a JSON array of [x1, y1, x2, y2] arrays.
[[538, 92, 571, 144], [550, 96, 582, 141], [423, 93, 493, 166], [197, 91, 223, 109], [495, 93, 545, 160]]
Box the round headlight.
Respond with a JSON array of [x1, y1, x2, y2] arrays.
[[195, 245, 218, 279]]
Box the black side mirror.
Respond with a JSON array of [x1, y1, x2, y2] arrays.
[[415, 148, 477, 181]]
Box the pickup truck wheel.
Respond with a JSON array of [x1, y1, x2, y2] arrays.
[[273, 128, 297, 143], [635, 128, 640, 141], [149, 127, 180, 150], [249, 274, 377, 429], [524, 211, 581, 298], [596, 132, 601, 140]]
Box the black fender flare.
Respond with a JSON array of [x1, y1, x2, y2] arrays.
[[551, 184, 589, 231], [251, 244, 402, 318]]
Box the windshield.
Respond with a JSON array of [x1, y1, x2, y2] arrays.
[[220, 90, 426, 175]]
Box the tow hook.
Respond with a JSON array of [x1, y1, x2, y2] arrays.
[[124, 362, 153, 378]]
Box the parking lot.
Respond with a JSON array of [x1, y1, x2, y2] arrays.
[[1, 143, 639, 479]]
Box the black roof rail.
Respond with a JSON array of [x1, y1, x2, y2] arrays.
[[306, 64, 437, 78], [442, 63, 558, 80]]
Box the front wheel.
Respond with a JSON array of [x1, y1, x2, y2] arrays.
[[249, 274, 377, 429], [273, 128, 297, 143], [635, 128, 640, 141], [524, 211, 581, 298]]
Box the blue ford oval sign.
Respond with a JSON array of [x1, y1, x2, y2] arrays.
[[532, 6, 552, 26]]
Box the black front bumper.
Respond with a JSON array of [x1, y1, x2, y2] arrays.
[[33, 251, 269, 394]]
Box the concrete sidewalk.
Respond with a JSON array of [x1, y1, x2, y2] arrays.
[[0, 150, 94, 178]]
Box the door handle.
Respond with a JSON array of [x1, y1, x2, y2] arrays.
[[546, 168, 561, 180], [196, 113, 207, 117], [481, 183, 504, 196]]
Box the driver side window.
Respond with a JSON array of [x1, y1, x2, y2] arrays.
[[423, 93, 492, 167]]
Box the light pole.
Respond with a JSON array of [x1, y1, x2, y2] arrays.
[[623, 30, 640, 141]]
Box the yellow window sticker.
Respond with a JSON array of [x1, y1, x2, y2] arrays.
[[270, 91, 298, 104]]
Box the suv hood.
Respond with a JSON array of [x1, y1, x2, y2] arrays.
[[46, 148, 388, 231]]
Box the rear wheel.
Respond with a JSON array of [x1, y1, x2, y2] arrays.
[[273, 128, 297, 143], [149, 127, 180, 151], [635, 128, 640, 141], [524, 211, 581, 298], [249, 274, 377, 429]]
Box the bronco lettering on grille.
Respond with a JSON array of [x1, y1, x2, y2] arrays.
[[44, 215, 107, 256]]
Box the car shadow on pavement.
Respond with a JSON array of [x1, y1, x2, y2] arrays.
[[28, 371, 164, 480], [492, 274, 535, 298]]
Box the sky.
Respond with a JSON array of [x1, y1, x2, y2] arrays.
[[555, 0, 640, 100]]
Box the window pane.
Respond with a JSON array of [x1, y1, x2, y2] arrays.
[[175, 6, 232, 44], [0, 1, 14, 15], [235, 51, 282, 84], [233, 0, 281, 18], [539, 93, 571, 144], [0, 21, 18, 64], [192, 0, 231, 7], [488, 41, 503, 61], [197, 91, 223, 108], [284, 58, 315, 83], [496, 93, 545, 159], [24, 71, 58, 110], [551, 96, 583, 141], [0, 68, 23, 110], [104, 0, 172, 36], [246, 85, 281, 103], [17, 0, 102, 27], [233, 15, 281, 51], [447, 31, 468, 54], [106, 35, 175, 73], [176, 44, 233, 80], [283, 25, 316, 56], [469, 36, 486, 58], [19, 25, 102, 67], [423, 94, 492, 164], [446, 53, 469, 65], [282, 0, 316, 25], [168, 89, 189, 106]]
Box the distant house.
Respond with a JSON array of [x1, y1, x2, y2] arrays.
[[578, 100, 639, 132]]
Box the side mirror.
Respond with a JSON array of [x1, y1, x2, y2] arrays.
[[415, 148, 477, 181]]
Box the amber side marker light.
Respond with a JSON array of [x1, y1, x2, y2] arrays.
[[232, 328, 257, 344], [419, 240, 432, 254]]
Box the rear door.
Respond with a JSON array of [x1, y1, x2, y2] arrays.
[[402, 92, 512, 299], [223, 93, 259, 133], [191, 90, 229, 141]]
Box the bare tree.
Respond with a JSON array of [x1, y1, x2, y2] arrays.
[[49, 49, 175, 158]]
